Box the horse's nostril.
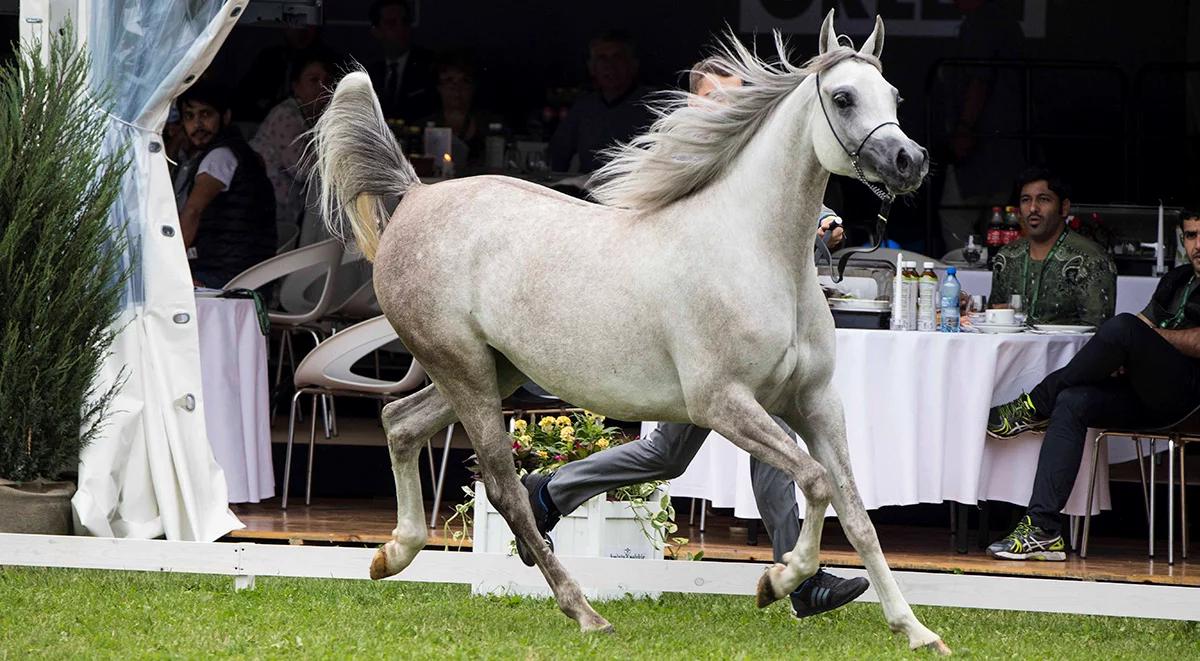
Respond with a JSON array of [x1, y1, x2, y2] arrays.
[[895, 148, 911, 174]]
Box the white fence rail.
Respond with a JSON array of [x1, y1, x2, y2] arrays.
[[0, 533, 1196, 621]]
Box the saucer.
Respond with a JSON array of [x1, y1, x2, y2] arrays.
[[973, 322, 1025, 334]]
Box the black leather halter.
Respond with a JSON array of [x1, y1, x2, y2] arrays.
[[815, 70, 897, 283]]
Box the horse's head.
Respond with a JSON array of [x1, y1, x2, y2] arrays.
[[809, 11, 928, 196]]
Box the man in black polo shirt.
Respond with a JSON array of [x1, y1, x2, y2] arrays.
[[174, 82, 276, 288], [983, 212, 1200, 560]]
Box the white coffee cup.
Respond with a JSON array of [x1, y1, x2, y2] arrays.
[[986, 308, 1016, 325]]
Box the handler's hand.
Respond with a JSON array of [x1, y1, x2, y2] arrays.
[[818, 216, 845, 250]]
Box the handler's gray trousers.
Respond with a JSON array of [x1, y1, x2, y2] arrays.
[[545, 418, 802, 564]]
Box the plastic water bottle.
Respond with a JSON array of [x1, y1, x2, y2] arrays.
[[940, 267, 961, 333]]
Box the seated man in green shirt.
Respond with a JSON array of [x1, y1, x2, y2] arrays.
[[989, 167, 1116, 326], [983, 212, 1200, 560]]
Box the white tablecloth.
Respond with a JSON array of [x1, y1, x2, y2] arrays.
[[195, 297, 274, 504], [648, 329, 1115, 519], [947, 269, 1158, 317]]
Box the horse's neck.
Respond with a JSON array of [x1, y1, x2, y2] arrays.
[[715, 79, 828, 279]]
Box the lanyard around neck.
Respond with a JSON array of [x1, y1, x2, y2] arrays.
[[1163, 274, 1197, 329], [1022, 229, 1069, 318]]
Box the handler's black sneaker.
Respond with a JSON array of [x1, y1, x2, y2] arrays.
[[790, 569, 870, 618], [515, 471, 561, 567], [986, 516, 1066, 561], [987, 393, 1048, 439]]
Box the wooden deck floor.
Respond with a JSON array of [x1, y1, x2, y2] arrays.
[[226, 498, 1200, 588]]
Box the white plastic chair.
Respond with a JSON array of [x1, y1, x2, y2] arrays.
[[225, 238, 344, 427], [281, 315, 452, 513]]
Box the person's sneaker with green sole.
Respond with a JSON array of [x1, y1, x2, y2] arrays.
[[986, 515, 1066, 561], [987, 393, 1048, 439]]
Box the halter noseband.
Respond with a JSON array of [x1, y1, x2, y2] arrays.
[[815, 70, 897, 282]]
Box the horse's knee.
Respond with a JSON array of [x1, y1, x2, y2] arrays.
[[802, 466, 833, 505]]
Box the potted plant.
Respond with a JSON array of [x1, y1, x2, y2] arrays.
[[0, 30, 129, 534], [445, 412, 685, 598]]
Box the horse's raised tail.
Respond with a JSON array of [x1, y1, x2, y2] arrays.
[[309, 70, 418, 262]]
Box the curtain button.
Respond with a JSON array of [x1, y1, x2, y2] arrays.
[[173, 313, 190, 324], [161, 225, 175, 237]]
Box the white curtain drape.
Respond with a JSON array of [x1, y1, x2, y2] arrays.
[[69, 1, 249, 541]]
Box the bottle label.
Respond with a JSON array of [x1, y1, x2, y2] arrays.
[[917, 280, 937, 331]]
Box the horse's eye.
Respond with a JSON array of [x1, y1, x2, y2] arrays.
[[833, 93, 852, 109]]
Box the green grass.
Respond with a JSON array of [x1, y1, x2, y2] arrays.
[[0, 567, 1195, 659]]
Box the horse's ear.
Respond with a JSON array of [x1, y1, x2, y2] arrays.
[[818, 9, 837, 55], [859, 15, 885, 59]]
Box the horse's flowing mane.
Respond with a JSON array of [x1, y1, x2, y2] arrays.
[[588, 32, 880, 212]]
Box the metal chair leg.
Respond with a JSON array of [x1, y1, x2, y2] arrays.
[[1082, 432, 1103, 558], [1169, 437, 1176, 565], [429, 423, 454, 529], [1182, 441, 1189, 560], [1151, 439, 1157, 558], [689, 498, 696, 525], [1135, 436, 1150, 523], [281, 390, 303, 509], [305, 393, 318, 506], [699, 499, 707, 533]]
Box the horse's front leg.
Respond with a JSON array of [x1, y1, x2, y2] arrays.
[[789, 385, 949, 654], [701, 389, 832, 604]]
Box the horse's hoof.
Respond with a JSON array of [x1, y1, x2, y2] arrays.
[[921, 639, 952, 656], [580, 619, 615, 634], [369, 547, 396, 580], [755, 570, 782, 608]]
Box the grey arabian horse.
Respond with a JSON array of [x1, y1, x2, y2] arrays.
[[311, 10, 947, 654]]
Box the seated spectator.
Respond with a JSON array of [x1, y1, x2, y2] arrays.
[[365, 0, 434, 122], [250, 53, 336, 225], [548, 30, 655, 173], [989, 167, 1116, 326], [234, 23, 338, 122], [420, 52, 498, 167], [985, 212, 1200, 560], [174, 82, 276, 288]]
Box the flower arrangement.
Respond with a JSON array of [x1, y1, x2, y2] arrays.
[[444, 411, 688, 556]]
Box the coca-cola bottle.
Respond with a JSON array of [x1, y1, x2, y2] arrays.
[[1002, 206, 1020, 244], [985, 206, 1004, 263]]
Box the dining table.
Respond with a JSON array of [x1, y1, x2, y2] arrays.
[[646, 328, 1119, 521]]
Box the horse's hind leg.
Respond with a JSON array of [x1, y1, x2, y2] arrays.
[[701, 389, 832, 605], [424, 344, 611, 633], [371, 383, 457, 580], [371, 359, 529, 580], [790, 385, 949, 654]]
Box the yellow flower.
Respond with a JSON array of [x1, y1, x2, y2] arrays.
[[556, 416, 572, 426], [595, 438, 610, 449], [535, 449, 549, 459], [538, 416, 555, 429], [513, 419, 528, 432], [518, 434, 532, 447], [560, 426, 575, 438]]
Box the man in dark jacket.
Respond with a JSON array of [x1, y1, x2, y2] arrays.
[[174, 82, 276, 288], [364, 0, 435, 122], [986, 212, 1200, 560]]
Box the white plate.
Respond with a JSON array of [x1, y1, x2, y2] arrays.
[[828, 298, 890, 311], [1032, 324, 1095, 334], [973, 322, 1026, 334]]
